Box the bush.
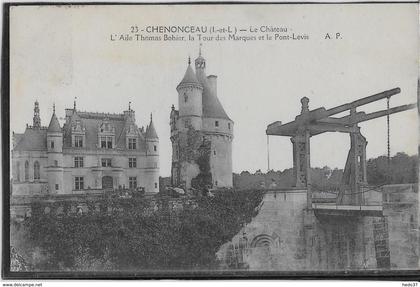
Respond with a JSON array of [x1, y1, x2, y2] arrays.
[[16, 189, 265, 271]]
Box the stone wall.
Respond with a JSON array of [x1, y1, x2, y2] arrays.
[[210, 135, 233, 188], [383, 184, 419, 269], [217, 184, 418, 271], [306, 214, 379, 270], [12, 150, 48, 187], [174, 127, 212, 189], [12, 182, 49, 196], [216, 189, 308, 270]]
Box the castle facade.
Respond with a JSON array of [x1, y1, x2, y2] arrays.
[[12, 101, 159, 195], [170, 50, 233, 189]]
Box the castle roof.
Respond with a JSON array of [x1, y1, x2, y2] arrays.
[[62, 111, 147, 150], [179, 51, 232, 121], [177, 55, 231, 121], [202, 81, 231, 120], [13, 133, 24, 146], [145, 115, 159, 139], [13, 127, 47, 151], [178, 64, 200, 87], [13, 107, 155, 152], [47, 113, 61, 133]]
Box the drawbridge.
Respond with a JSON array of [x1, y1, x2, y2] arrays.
[[266, 87, 416, 217]]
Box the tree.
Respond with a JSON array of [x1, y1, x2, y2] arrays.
[[367, 153, 417, 185]]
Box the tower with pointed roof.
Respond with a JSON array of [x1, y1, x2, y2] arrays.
[[170, 49, 234, 189], [176, 56, 203, 131], [145, 113, 160, 192], [46, 104, 64, 193]]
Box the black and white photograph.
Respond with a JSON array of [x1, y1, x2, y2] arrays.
[[2, 2, 419, 280]]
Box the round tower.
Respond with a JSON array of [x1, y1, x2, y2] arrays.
[[177, 57, 203, 131], [145, 114, 159, 193], [195, 46, 234, 188], [46, 104, 64, 194]]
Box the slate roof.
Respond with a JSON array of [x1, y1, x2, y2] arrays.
[[178, 64, 200, 87], [145, 119, 158, 139], [201, 80, 231, 120], [13, 128, 47, 151], [14, 109, 153, 152], [47, 113, 61, 132], [177, 54, 231, 121], [13, 133, 24, 147], [63, 111, 147, 151]]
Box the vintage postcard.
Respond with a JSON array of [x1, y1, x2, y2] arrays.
[[3, 2, 419, 279]]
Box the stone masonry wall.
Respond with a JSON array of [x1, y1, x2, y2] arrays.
[[216, 190, 308, 270], [217, 185, 418, 271], [383, 184, 419, 269]]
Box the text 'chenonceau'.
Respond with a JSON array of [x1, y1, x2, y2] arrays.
[[110, 25, 310, 42]]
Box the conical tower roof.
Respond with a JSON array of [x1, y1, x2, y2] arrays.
[[177, 59, 200, 88], [145, 114, 158, 139], [48, 108, 61, 133], [202, 84, 231, 120]]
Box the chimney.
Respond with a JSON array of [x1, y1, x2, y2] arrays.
[[207, 75, 217, 96], [124, 110, 136, 122]]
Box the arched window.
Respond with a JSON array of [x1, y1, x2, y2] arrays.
[[16, 162, 20, 182], [24, 161, 29, 181], [34, 161, 40, 180]]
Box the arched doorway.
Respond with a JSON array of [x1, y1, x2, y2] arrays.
[[249, 234, 276, 269], [102, 176, 113, 190]]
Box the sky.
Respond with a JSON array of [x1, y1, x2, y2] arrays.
[[10, 4, 418, 177]]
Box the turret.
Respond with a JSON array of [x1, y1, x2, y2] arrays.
[[195, 45, 206, 83], [123, 101, 136, 122], [46, 104, 64, 194], [177, 57, 203, 131], [145, 113, 159, 193], [47, 104, 62, 154], [145, 113, 159, 155]]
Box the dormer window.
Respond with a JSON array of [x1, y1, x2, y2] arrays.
[[98, 119, 115, 149], [128, 138, 137, 150], [74, 135, 83, 147], [101, 136, 113, 149], [71, 120, 86, 148], [125, 122, 139, 150]]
